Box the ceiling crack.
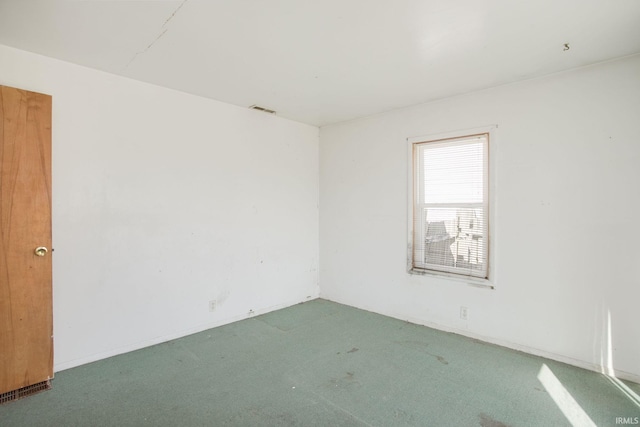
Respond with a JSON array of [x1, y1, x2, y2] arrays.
[[123, 28, 168, 71], [163, 0, 189, 27], [122, 0, 189, 71]]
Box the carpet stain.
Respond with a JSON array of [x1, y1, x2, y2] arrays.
[[435, 355, 448, 365], [347, 347, 359, 353], [479, 413, 511, 427], [329, 372, 361, 390], [394, 341, 448, 365]]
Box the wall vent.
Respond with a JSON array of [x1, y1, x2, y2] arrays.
[[0, 380, 51, 404], [249, 105, 276, 115]]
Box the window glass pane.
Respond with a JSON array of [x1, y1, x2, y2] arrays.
[[421, 207, 485, 274], [422, 138, 484, 204]]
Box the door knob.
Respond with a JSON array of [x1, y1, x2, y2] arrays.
[[34, 247, 48, 257]]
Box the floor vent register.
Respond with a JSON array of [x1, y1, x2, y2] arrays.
[[0, 380, 51, 404]]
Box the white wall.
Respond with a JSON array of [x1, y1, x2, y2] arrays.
[[320, 54, 640, 381], [0, 44, 320, 371]]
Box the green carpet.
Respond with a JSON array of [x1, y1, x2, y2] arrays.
[[1, 299, 638, 426]]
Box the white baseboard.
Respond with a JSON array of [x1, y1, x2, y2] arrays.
[[53, 296, 316, 372], [321, 297, 640, 385]]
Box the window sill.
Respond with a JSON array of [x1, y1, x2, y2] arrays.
[[408, 267, 495, 289]]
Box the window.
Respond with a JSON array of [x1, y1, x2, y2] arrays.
[[409, 131, 489, 279]]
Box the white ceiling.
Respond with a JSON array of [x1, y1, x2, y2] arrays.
[[1, 1, 639, 126]]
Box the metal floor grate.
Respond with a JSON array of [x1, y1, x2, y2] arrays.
[[0, 380, 51, 404]]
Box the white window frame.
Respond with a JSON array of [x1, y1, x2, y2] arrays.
[[407, 126, 496, 288]]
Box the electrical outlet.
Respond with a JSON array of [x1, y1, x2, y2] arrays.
[[460, 306, 468, 320], [209, 300, 217, 312]]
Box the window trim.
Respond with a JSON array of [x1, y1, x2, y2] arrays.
[[407, 125, 497, 289]]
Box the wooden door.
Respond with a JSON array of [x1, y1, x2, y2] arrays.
[[0, 85, 53, 395]]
